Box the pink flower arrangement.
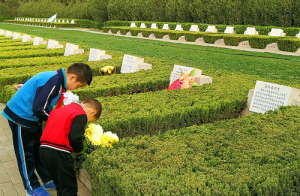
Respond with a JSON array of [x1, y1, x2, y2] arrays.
[[168, 69, 200, 90]]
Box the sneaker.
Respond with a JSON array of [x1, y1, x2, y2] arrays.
[[43, 180, 56, 190], [26, 186, 50, 196]]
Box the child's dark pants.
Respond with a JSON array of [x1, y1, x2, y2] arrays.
[[39, 148, 78, 196]]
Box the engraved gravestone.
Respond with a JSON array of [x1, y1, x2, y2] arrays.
[[121, 54, 144, 73]]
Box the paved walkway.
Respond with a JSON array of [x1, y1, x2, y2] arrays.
[[0, 104, 91, 196]]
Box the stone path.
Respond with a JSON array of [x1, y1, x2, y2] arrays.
[[0, 104, 91, 196]]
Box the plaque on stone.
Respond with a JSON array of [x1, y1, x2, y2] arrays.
[[5, 31, 13, 37], [121, 54, 144, 73], [47, 40, 59, 49], [130, 22, 136, 27], [268, 28, 285, 36], [249, 81, 291, 114], [140, 23, 146, 28], [33, 37, 47, 46], [205, 25, 217, 33], [22, 34, 31, 42], [189, 25, 199, 32], [13, 32, 22, 40], [175, 24, 183, 31], [244, 27, 258, 35], [64, 43, 79, 56], [170, 65, 202, 85], [150, 23, 158, 29], [88, 48, 106, 61], [162, 24, 169, 30], [224, 26, 235, 34]]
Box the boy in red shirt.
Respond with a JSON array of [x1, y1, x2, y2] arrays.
[[39, 98, 102, 196]]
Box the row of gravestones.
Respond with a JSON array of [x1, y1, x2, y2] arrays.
[[130, 22, 300, 38], [14, 18, 74, 24]]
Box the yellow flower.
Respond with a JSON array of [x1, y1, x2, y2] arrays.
[[85, 124, 119, 147], [100, 132, 119, 147]]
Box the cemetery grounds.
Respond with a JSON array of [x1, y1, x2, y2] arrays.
[[0, 23, 300, 195]]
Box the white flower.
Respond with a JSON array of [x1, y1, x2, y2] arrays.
[[63, 91, 79, 105]]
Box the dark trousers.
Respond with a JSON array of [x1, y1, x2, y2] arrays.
[[40, 148, 78, 196], [8, 120, 52, 190]]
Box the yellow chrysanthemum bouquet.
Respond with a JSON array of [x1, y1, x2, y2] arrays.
[[85, 124, 119, 147]]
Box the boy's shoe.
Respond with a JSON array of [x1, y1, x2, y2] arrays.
[[26, 186, 50, 196], [43, 180, 56, 190]]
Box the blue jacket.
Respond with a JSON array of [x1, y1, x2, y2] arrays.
[[2, 69, 67, 128]]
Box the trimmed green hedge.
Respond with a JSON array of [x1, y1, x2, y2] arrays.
[[0, 45, 47, 52], [277, 38, 300, 52], [0, 48, 65, 59], [85, 106, 300, 195], [248, 36, 280, 49], [0, 17, 14, 22]]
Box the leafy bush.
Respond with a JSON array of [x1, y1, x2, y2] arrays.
[[248, 36, 279, 49], [223, 34, 249, 46], [277, 38, 300, 52]]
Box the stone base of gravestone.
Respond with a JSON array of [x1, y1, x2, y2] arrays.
[[100, 55, 112, 60], [265, 43, 279, 51], [108, 30, 113, 34], [238, 41, 251, 48], [136, 63, 152, 71], [137, 33, 143, 38], [214, 39, 225, 45], [117, 31, 121, 35], [162, 35, 170, 40], [79, 169, 91, 192], [195, 37, 204, 44], [74, 49, 84, 55], [178, 36, 186, 42], [149, 33, 156, 39], [126, 32, 131, 37], [194, 75, 212, 86]]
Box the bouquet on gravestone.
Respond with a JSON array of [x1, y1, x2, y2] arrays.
[[85, 124, 119, 147], [168, 69, 200, 90]]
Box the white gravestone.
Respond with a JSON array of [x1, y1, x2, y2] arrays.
[[121, 54, 152, 73], [238, 40, 250, 48], [268, 28, 285, 36], [244, 27, 259, 35], [140, 23, 146, 28], [22, 34, 32, 42], [88, 48, 112, 61], [66, 20, 69, 23], [13, 33, 22, 40], [54, 19, 57, 22], [47, 39, 63, 49], [162, 24, 169, 30], [178, 36, 186, 42], [224, 26, 235, 34], [296, 31, 300, 38], [150, 23, 158, 29], [62, 20, 65, 23], [71, 20, 75, 24], [149, 33, 156, 39], [64, 43, 84, 56], [162, 35, 170, 40], [0, 30, 5, 35], [33, 37, 47, 46], [5, 31, 13, 37], [170, 65, 202, 85], [249, 81, 292, 114], [189, 25, 199, 32], [175, 24, 183, 31], [130, 22, 136, 27], [58, 20, 61, 23], [205, 25, 218, 33], [126, 32, 131, 36], [137, 33, 143, 37], [265, 43, 279, 51]]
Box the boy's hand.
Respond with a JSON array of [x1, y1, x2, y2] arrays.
[[14, 84, 23, 91]]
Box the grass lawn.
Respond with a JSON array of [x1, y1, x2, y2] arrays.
[[0, 23, 299, 84]]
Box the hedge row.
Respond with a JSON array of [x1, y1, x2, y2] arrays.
[[0, 48, 65, 59], [0, 41, 33, 47], [0, 45, 47, 52], [0, 17, 14, 22], [104, 27, 300, 52], [104, 20, 300, 36], [85, 106, 300, 195]]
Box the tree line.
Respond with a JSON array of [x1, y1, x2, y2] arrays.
[[0, 0, 299, 27]]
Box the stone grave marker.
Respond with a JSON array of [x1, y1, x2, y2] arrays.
[[178, 36, 186, 42], [71, 20, 75, 24], [162, 35, 170, 40], [88, 48, 112, 61], [170, 65, 202, 85], [58, 19, 61, 23], [13, 32, 22, 40], [175, 24, 183, 31], [205, 25, 217, 33], [151, 23, 158, 29], [195, 37, 204, 44], [5, 31, 13, 37], [47, 39, 64, 49], [268, 28, 285, 36], [0, 30, 5, 35], [33, 37, 47, 46], [121, 54, 152, 73], [244, 27, 258, 35], [149, 33, 156, 39], [238, 40, 250, 48], [249, 81, 292, 114], [54, 19, 57, 22], [130, 22, 136, 27], [22, 34, 32, 42], [265, 43, 279, 51], [224, 26, 235, 34], [189, 25, 199, 32], [64, 43, 84, 56], [162, 24, 169, 30], [126, 32, 131, 36], [137, 33, 143, 37], [66, 20, 69, 23], [140, 23, 146, 28]]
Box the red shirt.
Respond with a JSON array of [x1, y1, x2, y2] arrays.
[[40, 103, 87, 153]]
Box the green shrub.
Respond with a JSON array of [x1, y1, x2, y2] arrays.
[[223, 34, 249, 46], [248, 36, 279, 49], [85, 106, 300, 195], [75, 19, 103, 29], [277, 38, 300, 52], [184, 32, 206, 42], [203, 34, 224, 44]]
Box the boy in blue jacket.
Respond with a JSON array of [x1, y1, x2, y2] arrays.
[[1, 63, 93, 196]]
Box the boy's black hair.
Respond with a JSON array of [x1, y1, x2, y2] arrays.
[[82, 98, 102, 119], [67, 63, 93, 85]]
